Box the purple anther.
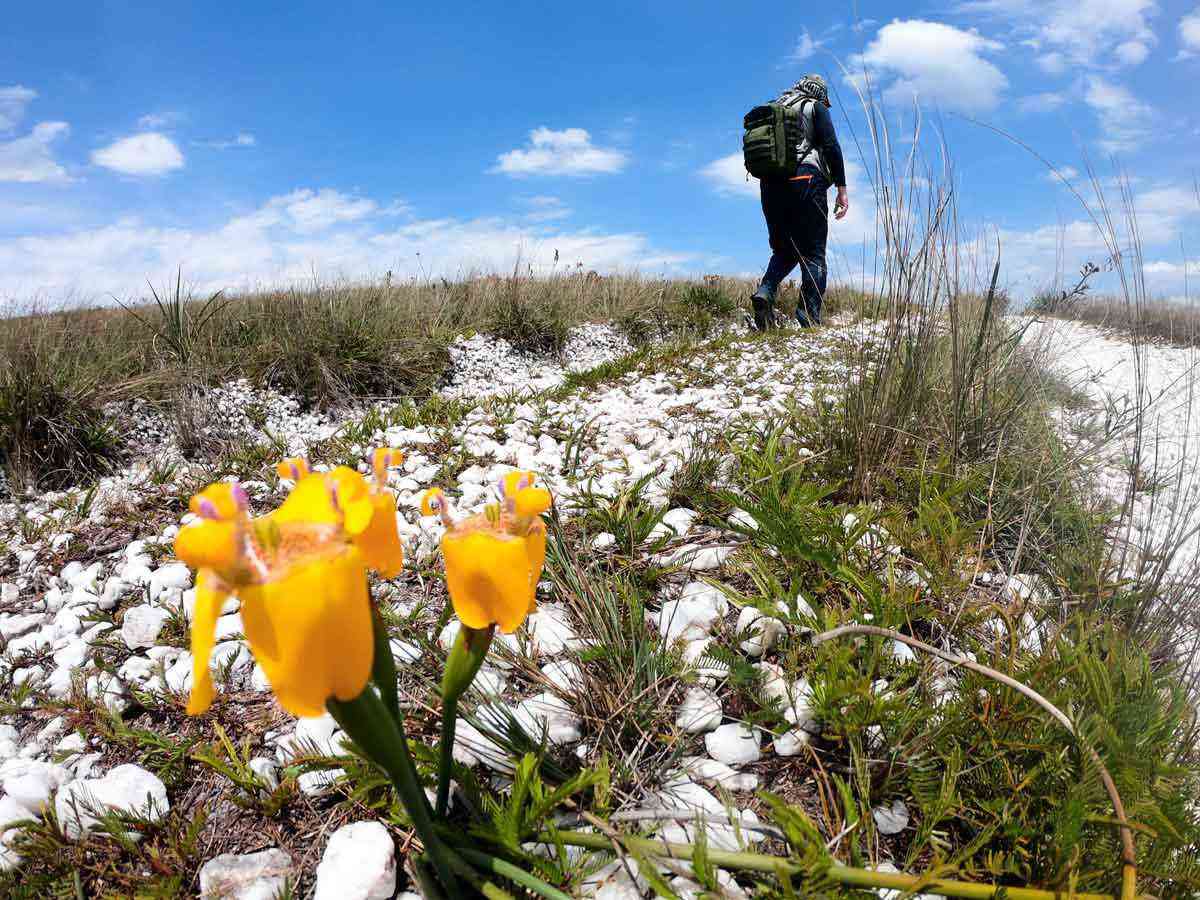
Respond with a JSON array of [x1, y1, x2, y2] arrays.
[[288, 462, 301, 481], [196, 498, 220, 520], [327, 478, 341, 510], [230, 482, 249, 511], [496, 476, 508, 498]]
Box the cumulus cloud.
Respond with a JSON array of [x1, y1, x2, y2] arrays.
[[92, 132, 185, 176], [0, 121, 72, 183], [0, 187, 694, 305], [1017, 91, 1068, 113], [202, 132, 256, 150], [699, 152, 757, 198], [851, 20, 1008, 112], [493, 127, 627, 177], [1083, 76, 1154, 152], [268, 188, 376, 232], [962, 0, 1158, 68], [788, 29, 823, 62], [1181, 8, 1200, 54], [1043, 165, 1080, 182], [137, 112, 183, 129], [520, 195, 572, 222], [0, 85, 37, 132]]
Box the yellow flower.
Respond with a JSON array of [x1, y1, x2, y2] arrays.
[[275, 457, 310, 482], [421, 472, 552, 634], [174, 452, 405, 718]]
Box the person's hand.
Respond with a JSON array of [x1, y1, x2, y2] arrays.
[[834, 186, 849, 220]]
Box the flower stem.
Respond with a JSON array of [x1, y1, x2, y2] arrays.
[[456, 848, 572, 900], [369, 603, 401, 725], [328, 689, 455, 891], [544, 831, 1124, 900], [437, 624, 494, 816]]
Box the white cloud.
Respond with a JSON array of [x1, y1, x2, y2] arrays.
[[788, 29, 822, 62], [851, 20, 1008, 112], [699, 152, 757, 198], [493, 127, 627, 177], [203, 132, 256, 150], [268, 188, 376, 232], [0, 187, 694, 305], [520, 195, 572, 222], [0, 122, 71, 183], [136, 112, 183, 129], [1043, 165, 1080, 182], [0, 85, 37, 132], [92, 132, 185, 176], [1017, 91, 1068, 113], [1036, 51, 1069, 73], [1083, 76, 1154, 152], [1181, 8, 1200, 52], [962, 0, 1158, 68]]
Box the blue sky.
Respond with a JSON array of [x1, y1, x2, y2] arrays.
[[1, 0, 1197, 307]]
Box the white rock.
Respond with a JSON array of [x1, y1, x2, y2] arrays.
[[525, 603, 577, 656], [670, 869, 750, 900], [873, 799, 910, 836], [297, 769, 345, 796], [390, 639, 421, 664], [283, 714, 343, 760], [148, 563, 192, 601], [314, 820, 397, 900], [473, 667, 508, 696], [248, 757, 279, 791], [677, 756, 758, 792], [727, 508, 759, 532], [675, 686, 723, 733], [774, 729, 809, 756], [540, 659, 582, 692], [735, 605, 786, 657], [590, 532, 617, 550], [514, 692, 582, 744], [214, 613, 243, 642], [56, 733, 86, 754], [1, 759, 70, 816], [648, 507, 698, 543], [119, 656, 157, 686], [121, 604, 170, 649], [891, 640, 916, 663], [704, 723, 761, 766], [163, 653, 194, 693], [756, 664, 818, 730], [659, 582, 728, 644], [438, 620, 462, 651], [55, 764, 169, 838], [199, 848, 295, 900]]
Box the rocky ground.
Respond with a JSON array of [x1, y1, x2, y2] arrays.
[[0, 314, 1131, 897]]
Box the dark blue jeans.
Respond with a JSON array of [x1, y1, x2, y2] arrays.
[[758, 163, 829, 326]]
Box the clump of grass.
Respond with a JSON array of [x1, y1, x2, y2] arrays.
[[0, 338, 121, 494]]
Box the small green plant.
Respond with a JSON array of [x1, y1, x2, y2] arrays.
[[116, 269, 230, 370]]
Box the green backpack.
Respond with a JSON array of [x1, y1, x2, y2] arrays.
[[742, 100, 807, 180]]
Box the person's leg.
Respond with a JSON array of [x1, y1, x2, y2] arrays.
[[796, 257, 827, 326], [753, 179, 799, 329], [790, 171, 830, 326]]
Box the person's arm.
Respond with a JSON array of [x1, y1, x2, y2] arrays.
[[812, 104, 849, 220]]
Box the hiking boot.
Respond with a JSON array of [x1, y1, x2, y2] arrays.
[[750, 284, 777, 331]]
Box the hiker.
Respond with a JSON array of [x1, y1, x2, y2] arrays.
[[745, 75, 848, 329]]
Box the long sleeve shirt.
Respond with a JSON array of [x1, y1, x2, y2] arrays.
[[807, 103, 847, 188]]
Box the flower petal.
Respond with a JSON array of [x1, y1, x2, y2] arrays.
[[441, 529, 534, 633], [238, 547, 374, 717], [186, 570, 228, 715], [174, 520, 242, 581], [354, 494, 404, 579], [514, 486, 552, 518]]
